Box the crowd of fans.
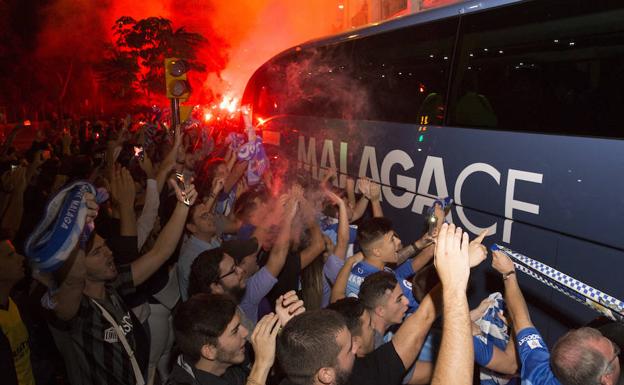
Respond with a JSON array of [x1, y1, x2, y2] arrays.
[[0, 111, 621, 385]]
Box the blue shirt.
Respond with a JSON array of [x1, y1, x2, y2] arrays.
[[321, 254, 344, 308], [346, 259, 419, 311], [177, 235, 221, 301], [239, 266, 277, 326], [517, 327, 561, 385]]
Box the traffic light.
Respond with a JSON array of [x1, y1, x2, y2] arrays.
[[164, 58, 190, 99]]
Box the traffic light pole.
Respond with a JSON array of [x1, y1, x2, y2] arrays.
[[171, 97, 180, 129]]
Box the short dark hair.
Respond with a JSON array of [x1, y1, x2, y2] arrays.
[[173, 293, 238, 364], [187, 248, 225, 297], [551, 327, 610, 385], [277, 310, 346, 385], [233, 189, 267, 222], [411, 263, 439, 302], [327, 297, 365, 338], [359, 271, 397, 310], [357, 217, 393, 256]]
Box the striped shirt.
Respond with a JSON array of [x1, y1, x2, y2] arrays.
[[53, 264, 149, 385]]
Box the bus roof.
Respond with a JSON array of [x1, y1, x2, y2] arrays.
[[271, 0, 525, 60]]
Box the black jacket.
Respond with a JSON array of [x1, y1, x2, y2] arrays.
[[167, 355, 248, 385]]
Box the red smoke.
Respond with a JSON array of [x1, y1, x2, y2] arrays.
[[33, 0, 459, 113], [36, 0, 343, 109]]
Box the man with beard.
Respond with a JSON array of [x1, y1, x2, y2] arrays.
[[48, 183, 197, 385], [277, 310, 356, 385], [187, 194, 298, 331], [168, 294, 286, 385]]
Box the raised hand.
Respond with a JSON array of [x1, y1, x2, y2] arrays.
[[250, 313, 280, 366], [168, 178, 197, 206], [369, 180, 381, 202], [275, 290, 305, 326], [211, 176, 225, 196], [468, 229, 488, 268], [110, 167, 136, 209], [434, 223, 471, 291], [138, 154, 155, 179], [414, 231, 435, 250], [492, 250, 515, 275], [323, 187, 344, 206], [321, 167, 338, 187], [84, 192, 99, 224], [357, 177, 371, 197]]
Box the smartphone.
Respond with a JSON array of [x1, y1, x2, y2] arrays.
[[11, 165, 18, 171], [175, 172, 191, 205], [427, 213, 438, 236], [133, 146, 144, 161]]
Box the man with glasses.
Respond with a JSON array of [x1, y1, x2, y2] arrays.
[[187, 195, 298, 332], [492, 250, 621, 385]]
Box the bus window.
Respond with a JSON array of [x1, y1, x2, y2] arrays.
[[352, 17, 457, 124], [449, 0, 624, 138]]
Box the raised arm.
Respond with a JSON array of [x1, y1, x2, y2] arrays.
[[330, 252, 363, 303], [204, 176, 225, 212], [135, 155, 160, 249], [492, 250, 533, 332], [393, 283, 442, 369], [351, 178, 371, 222], [298, 191, 325, 269], [110, 167, 137, 237], [485, 335, 518, 374], [368, 180, 383, 218], [50, 193, 99, 321], [431, 223, 473, 385], [264, 193, 298, 278], [156, 124, 182, 191], [130, 180, 196, 285], [324, 189, 349, 260], [248, 313, 280, 385], [223, 160, 247, 193]]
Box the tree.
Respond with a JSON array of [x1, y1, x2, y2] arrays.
[[97, 16, 208, 104]]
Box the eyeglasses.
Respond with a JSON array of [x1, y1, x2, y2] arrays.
[[217, 263, 239, 282], [601, 340, 620, 377]]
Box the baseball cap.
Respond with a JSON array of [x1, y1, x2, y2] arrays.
[[222, 237, 259, 263]]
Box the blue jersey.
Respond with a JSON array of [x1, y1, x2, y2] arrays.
[[517, 327, 561, 385], [319, 215, 358, 257], [345, 260, 419, 311]]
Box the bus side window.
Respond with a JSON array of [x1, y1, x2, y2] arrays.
[[351, 17, 458, 124], [449, 0, 624, 138]]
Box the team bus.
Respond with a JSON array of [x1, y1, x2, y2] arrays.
[[242, 0, 624, 344]]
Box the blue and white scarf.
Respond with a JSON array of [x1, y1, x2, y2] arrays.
[[475, 293, 518, 384], [237, 136, 269, 186], [25, 181, 97, 272]]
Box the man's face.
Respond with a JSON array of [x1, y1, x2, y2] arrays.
[[85, 235, 118, 282], [238, 252, 259, 279], [356, 309, 375, 357], [188, 203, 217, 237], [334, 327, 357, 385], [214, 163, 228, 180], [377, 231, 402, 264], [247, 198, 268, 226], [214, 313, 249, 366], [217, 255, 246, 296], [0, 240, 25, 284], [596, 336, 621, 385], [381, 284, 409, 325]]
